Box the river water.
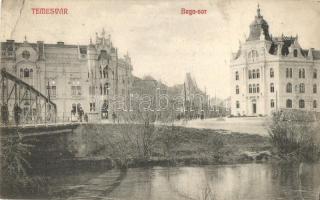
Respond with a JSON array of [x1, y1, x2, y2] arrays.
[[51, 163, 320, 200]]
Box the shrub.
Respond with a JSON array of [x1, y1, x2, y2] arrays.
[[268, 110, 320, 162]]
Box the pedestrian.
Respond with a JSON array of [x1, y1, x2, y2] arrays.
[[112, 112, 116, 123]]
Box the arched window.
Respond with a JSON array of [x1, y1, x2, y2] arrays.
[[257, 84, 260, 93], [313, 100, 317, 108], [313, 84, 317, 94], [299, 99, 305, 108], [249, 84, 252, 93], [270, 99, 275, 108], [286, 68, 289, 78], [253, 84, 256, 93], [100, 84, 103, 95], [270, 83, 274, 93], [286, 99, 292, 108], [249, 70, 252, 79], [252, 70, 256, 79], [299, 83, 305, 93], [256, 69, 260, 78], [270, 68, 274, 78], [313, 69, 317, 79], [286, 83, 292, 93], [236, 85, 239, 94], [20, 68, 23, 78], [235, 71, 239, 80], [293, 49, 298, 57], [24, 68, 29, 78]]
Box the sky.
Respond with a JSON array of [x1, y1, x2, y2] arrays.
[[1, 0, 320, 98]]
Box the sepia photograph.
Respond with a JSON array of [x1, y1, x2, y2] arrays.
[[0, 0, 320, 199]]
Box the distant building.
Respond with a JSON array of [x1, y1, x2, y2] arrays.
[[230, 5, 320, 116], [0, 29, 133, 122]]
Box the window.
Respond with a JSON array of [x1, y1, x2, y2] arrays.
[[248, 50, 259, 62], [235, 71, 239, 80], [20, 68, 23, 78], [76, 86, 81, 95], [90, 102, 96, 112], [313, 69, 317, 79], [252, 84, 256, 93], [249, 70, 252, 79], [256, 69, 260, 78], [313, 84, 317, 94], [24, 68, 29, 78], [299, 99, 305, 108], [257, 84, 260, 93], [270, 68, 274, 78], [299, 69, 305, 78], [236, 101, 240, 108], [270, 99, 275, 108], [30, 69, 33, 78], [71, 86, 81, 96], [100, 84, 103, 95], [104, 83, 109, 95], [71, 86, 77, 96], [299, 83, 305, 93], [270, 83, 274, 93], [313, 100, 317, 108], [249, 84, 252, 93], [103, 66, 109, 79], [236, 85, 239, 94], [71, 104, 76, 114], [286, 99, 292, 108], [293, 49, 298, 57], [22, 50, 30, 59], [286, 83, 292, 93], [51, 86, 56, 97], [252, 70, 256, 79], [286, 68, 293, 78]]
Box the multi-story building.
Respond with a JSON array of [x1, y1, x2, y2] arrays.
[[0, 29, 133, 122], [230, 6, 320, 116]]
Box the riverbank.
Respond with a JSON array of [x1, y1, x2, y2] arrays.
[[0, 124, 272, 199], [74, 124, 272, 168]]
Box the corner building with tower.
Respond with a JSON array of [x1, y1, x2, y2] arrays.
[[230, 6, 320, 116]]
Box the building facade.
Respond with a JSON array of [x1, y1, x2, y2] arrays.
[[0, 29, 133, 122], [230, 6, 320, 116]]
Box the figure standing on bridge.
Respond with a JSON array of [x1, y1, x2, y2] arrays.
[[1, 103, 9, 125], [13, 103, 22, 125]]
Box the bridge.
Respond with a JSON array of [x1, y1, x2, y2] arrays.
[[0, 68, 83, 139], [0, 68, 58, 127]]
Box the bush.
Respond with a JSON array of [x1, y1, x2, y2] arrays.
[[0, 130, 48, 198], [268, 110, 320, 162]]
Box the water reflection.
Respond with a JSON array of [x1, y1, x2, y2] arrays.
[[107, 163, 320, 200]]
